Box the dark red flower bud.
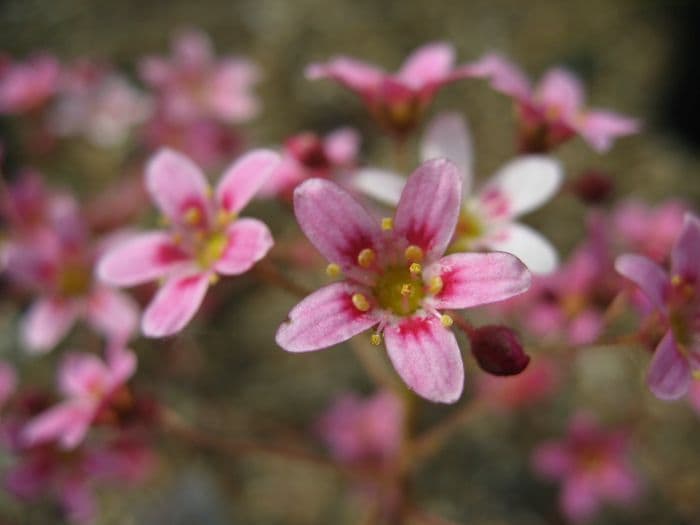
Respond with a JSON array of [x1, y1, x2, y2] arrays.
[[469, 325, 530, 376], [570, 170, 614, 205], [285, 132, 329, 170]]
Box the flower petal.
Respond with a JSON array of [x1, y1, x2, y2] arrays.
[[535, 68, 584, 120], [615, 254, 669, 311], [215, 218, 273, 275], [647, 332, 691, 400], [485, 223, 559, 274], [20, 298, 81, 354], [397, 42, 455, 89], [22, 400, 94, 449], [420, 112, 473, 193], [276, 282, 378, 353], [561, 476, 601, 523], [106, 347, 137, 389], [576, 110, 640, 152], [58, 352, 110, 398], [352, 168, 405, 207], [462, 53, 532, 100], [427, 253, 531, 309], [324, 127, 360, 165], [145, 148, 210, 224], [86, 287, 139, 342], [671, 213, 700, 282], [305, 57, 385, 94], [141, 273, 210, 338], [216, 149, 281, 214], [294, 178, 383, 273], [384, 316, 464, 403], [97, 231, 190, 287], [532, 441, 572, 479], [394, 158, 462, 260], [480, 156, 562, 219]]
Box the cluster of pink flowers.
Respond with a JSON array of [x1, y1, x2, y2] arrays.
[[1, 28, 696, 525]]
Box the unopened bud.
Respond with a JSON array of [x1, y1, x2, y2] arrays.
[[469, 325, 530, 376], [570, 170, 614, 205]]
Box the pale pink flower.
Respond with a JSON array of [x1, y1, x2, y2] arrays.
[[0, 54, 60, 114], [477, 357, 559, 410], [140, 28, 260, 125], [276, 159, 531, 403], [22, 348, 136, 449], [532, 413, 641, 523], [465, 53, 639, 152], [317, 390, 402, 467], [616, 213, 700, 400], [98, 148, 280, 337], [355, 113, 562, 274], [261, 127, 360, 200], [306, 43, 469, 137]]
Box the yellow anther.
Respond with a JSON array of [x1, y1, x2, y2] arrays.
[[427, 275, 444, 295], [381, 217, 394, 231], [440, 314, 453, 328], [326, 263, 342, 277], [351, 293, 371, 312], [405, 244, 424, 262], [209, 273, 220, 285], [183, 207, 202, 226], [357, 248, 376, 268], [400, 283, 413, 297], [672, 274, 683, 286], [409, 262, 422, 275], [370, 333, 382, 346], [217, 209, 236, 226]]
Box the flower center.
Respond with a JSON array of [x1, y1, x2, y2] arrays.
[[57, 263, 92, 297], [449, 207, 485, 253], [374, 264, 425, 316], [195, 231, 228, 270]]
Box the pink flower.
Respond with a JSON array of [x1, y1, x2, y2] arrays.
[[275, 159, 531, 403], [140, 28, 260, 125], [0, 54, 60, 114], [261, 128, 360, 200], [532, 413, 641, 523], [616, 213, 700, 400], [98, 148, 280, 337], [317, 390, 402, 467], [355, 112, 562, 274], [306, 43, 469, 138], [22, 347, 136, 449], [477, 357, 559, 410], [465, 53, 639, 152]]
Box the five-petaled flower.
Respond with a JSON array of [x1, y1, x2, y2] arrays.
[[98, 148, 279, 337], [616, 213, 700, 400], [306, 43, 469, 138], [354, 112, 562, 274], [275, 158, 531, 403], [465, 53, 639, 153]]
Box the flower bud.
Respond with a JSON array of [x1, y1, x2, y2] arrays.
[[469, 325, 530, 376], [570, 170, 614, 205]]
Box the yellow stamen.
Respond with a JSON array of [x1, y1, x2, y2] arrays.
[[427, 275, 443, 295], [405, 244, 424, 262], [209, 274, 220, 285], [183, 207, 202, 226], [381, 217, 394, 231], [217, 209, 237, 226], [370, 333, 382, 346], [693, 370, 700, 381], [672, 274, 683, 286], [400, 283, 413, 297], [351, 293, 371, 312], [326, 263, 342, 277], [409, 262, 422, 275], [357, 248, 376, 268], [440, 314, 453, 328]]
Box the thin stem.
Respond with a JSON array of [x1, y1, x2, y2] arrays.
[[348, 337, 404, 394]]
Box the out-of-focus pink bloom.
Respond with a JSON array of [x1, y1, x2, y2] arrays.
[[276, 159, 531, 403], [477, 357, 559, 410], [317, 390, 402, 467], [0, 361, 17, 411], [355, 112, 562, 274], [84, 172, 149, 234], [612, 199, 688, 264], [532, 413, 641, 523], [98, 148, 280, 337], [616, 213, 700, 400], [49, 62, 152, 147], [465, 53, 639, 153], [0, 169, 55, 235], [0, 54, 60, 114], [261, 128, 360, 200], [3, 196, 139, 353], [307, 43, 469, 138], [140, 28, 260, 125]]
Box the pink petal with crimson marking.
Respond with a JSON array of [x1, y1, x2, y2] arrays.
[[394, 158, 462, 261], [97, 231, 191, 287], [276, 282, 378, 353], [215, 218, 273, 275], [427, 252, 530, 310], [397, 42, 455, 89], [141, 272, 210, 338], [216, 149, 281, 214], [384, 316, 464, 403], [536, 68, 585, 120]]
